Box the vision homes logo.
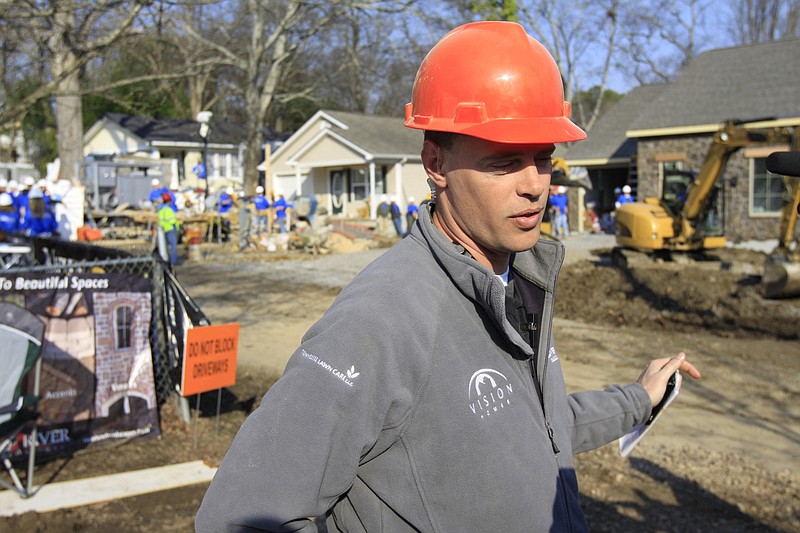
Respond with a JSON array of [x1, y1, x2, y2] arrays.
[[468, 368, 513, 419]]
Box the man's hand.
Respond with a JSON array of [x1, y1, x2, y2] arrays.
[[637, 352, 701, 406]]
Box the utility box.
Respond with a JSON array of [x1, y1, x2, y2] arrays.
[[82, 157, 165, 210]]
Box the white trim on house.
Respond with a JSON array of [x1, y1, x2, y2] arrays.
[[567, 157, 630, 167], [150, 141, 235, 150], [627, 117, 800, 139], [627, 123, 722, 138], [288, 129, 372, 164], [83, 117, 118, 144], [270, 110, 349, 161]]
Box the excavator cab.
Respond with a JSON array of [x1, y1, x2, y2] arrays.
[[662, 171, 693, 216]]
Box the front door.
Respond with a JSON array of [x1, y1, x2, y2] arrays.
[[330, 170, 347, 215]]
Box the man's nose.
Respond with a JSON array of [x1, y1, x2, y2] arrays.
[[517, 162, 548, 198]]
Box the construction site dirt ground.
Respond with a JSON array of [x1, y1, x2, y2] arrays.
[[3, 233, 799, 532]]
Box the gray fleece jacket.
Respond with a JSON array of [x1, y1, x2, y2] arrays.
[[195, 202, 652, 533]]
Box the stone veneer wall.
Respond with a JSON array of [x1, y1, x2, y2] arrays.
[[636, 134, 781, 242], [92, 292, 155, 417]]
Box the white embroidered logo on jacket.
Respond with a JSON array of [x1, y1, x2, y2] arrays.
[[301, 349, 359, 387], [467, 368, 514, 419]]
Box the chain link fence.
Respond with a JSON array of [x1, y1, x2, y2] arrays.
[[5, 236, 180, 406]]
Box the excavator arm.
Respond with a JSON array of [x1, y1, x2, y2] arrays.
[[683, 121, 797, 225]]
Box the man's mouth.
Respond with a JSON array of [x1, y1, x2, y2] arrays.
[[510, 208, 542, 229]]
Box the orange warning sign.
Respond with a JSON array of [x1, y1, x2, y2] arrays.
[[181, 323, 239, 396]]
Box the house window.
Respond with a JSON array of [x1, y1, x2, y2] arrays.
[[212, 153, 229, 179], [115, 305, 134, 350], [750, 157, 783, 215], [376, 166, 387, 195], [351, 168, 368, 200]]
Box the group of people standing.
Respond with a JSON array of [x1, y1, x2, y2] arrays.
[[549, 184, 637, 238], [0, 176, 59, 239], [376, 194, 419, 237], [234, 186, 293, 251], [250, 185, 290, 235], [214, 184, 289, 235], [150, 177, 296, 263]]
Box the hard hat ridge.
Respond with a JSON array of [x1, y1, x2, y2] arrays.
[[404, 21, 586, 144]]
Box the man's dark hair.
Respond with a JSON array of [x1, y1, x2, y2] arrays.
[[424, 130, 462, 151]]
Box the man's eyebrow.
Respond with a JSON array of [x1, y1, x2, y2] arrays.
[[479, 145, 556, 162]]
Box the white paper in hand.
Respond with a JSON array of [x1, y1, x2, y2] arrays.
[[619, 371, 682, 457]]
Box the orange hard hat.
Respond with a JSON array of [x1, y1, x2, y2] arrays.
[[404, 21, 586, 144]]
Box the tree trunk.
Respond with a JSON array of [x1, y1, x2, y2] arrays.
[[50, 9, 83, 184], [54, 71, 83, 184]]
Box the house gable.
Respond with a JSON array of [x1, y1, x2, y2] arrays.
[[83, 118, 146, 156], [270, 110, 421, 175], [267, 110, 428, 220], [291, 133, 370, 167]]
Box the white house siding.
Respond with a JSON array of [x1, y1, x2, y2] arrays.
[[83, 122, 142, 156]]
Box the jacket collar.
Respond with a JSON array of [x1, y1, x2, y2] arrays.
[[410, 201, 565, 354]]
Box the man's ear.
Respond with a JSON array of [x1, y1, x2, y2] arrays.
[[421, 139, 447, 188]]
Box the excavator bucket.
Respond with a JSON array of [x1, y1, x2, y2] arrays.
[[761, 254, 800, 299]]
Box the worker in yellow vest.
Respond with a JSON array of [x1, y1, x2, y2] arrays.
[[158, 192, 180, 265]]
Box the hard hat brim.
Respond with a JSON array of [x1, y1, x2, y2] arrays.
[[405, 115, 586, 144]]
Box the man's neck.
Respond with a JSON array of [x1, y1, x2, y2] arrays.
[[431, 209, 510, 275]]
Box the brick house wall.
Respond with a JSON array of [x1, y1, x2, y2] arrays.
[[636, 134, 781, 242], [93, 292, 156, 417]]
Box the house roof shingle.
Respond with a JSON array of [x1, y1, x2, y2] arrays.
[[323, 110, 422, 156], [566, 84, 667, 162], [103, 113, 249, 146], [627, 39, 800, 133]]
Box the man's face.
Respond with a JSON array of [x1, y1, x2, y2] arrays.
[[423, 135, 554, 271]]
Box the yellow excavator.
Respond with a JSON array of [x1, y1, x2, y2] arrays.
[[613, 119, 800, 298]]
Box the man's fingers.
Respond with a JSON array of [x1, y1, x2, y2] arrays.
[[666, 352, 701, 380], [679, 360, 702, 379]]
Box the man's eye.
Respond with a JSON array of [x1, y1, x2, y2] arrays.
[[489, 160, 515, 172]]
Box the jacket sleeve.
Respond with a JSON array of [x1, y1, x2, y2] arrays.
[[567, 383, 652, 454], [195, 280, 426, 532]]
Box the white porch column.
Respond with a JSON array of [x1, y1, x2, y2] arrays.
[[369, 160, 376, 219], [170, 159, 179, 189], [295, 165, 302, 198], [394, 157, 407, 211]]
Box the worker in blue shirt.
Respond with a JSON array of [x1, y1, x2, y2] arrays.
[[22, 188, 59, 238], [405, 196, 419, 236], [148, 179, 172, 210], [253, 185, 271, 237], [0, 192, 20, 236], [15, 176, 35, 220], [550, 185, 569, 239], [216, 187, 235, 242], [615, 185, 634, 208], [273, 189, 290, 234], [218, 187, 235, 215]]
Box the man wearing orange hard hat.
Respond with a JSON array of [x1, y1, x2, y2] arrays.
[[197, 22, 700, 533]]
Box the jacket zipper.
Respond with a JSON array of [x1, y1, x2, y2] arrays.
[[523, 313, 559, 455]]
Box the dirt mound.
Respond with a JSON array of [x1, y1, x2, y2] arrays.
[[557, 248, 799, 340]]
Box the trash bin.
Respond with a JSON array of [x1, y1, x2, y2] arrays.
[[185, 226, 203, 261]]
